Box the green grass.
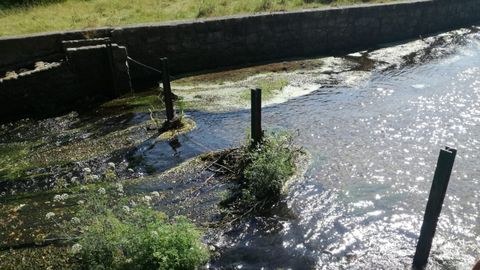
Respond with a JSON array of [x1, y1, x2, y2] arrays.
[[241, 77, 289, 101], [1, 0, 399, 37], [100, 92, 164, 113], [258, 77, 289, 100], [0, 142, 43, 180]]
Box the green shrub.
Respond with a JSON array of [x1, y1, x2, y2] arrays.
[[69, 196, 208, 270], [230, 131, 301, 210]]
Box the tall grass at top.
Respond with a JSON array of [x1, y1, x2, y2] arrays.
[[0, 0, 399, 36]]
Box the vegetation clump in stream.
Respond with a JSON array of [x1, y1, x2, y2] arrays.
[[218, 131, 303, 213]]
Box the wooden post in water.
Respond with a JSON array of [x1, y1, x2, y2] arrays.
[[251, 88, 263, 146], [160, 57, 175, 122], [413, 146, 457, 269]]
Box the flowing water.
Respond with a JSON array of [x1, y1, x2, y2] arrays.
[[143, 28, 480, 269]]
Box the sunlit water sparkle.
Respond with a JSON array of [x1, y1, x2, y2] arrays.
[[140, 28, 480, 269]]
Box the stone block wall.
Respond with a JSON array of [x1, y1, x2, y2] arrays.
[[111, 0, 480, 80], [0, 64, 80, 122], [0, 0, 480, 84], [2, 0, 479, 83], [0, 43, 131, 122]]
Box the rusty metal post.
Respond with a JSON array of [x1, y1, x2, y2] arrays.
[[413, 146, 457, 269], [160, 57, 175, 122], [251, 88, 263, 146]]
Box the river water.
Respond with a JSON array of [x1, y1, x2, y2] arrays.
[[148, 27, 480, 269]]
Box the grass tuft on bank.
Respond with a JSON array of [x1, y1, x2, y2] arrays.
[[1, 0, 399, 36]]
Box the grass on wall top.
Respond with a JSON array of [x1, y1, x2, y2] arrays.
[[0, 0, 399, 37]]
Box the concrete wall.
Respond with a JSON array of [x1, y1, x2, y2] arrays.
[[2, 0, 480, 83], [113, 0, 480, 82], [0, 44, 131, 122], [0, 64, 80, 122], [0, 29, 112, 73], [66, 44, 132, 97]]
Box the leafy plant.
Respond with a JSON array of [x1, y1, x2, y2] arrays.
[[176, 97, 186, 121], [224, 131, 302, 211], [66, 191, 208, 270]]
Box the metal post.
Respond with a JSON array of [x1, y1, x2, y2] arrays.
[[160, 57, 175, 122], [413, 146, 457, 269], [251, 88, 262, 145]]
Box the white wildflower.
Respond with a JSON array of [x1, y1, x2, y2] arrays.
[[122, 206, 130, 212], [151, 191, 160, 197], [90, 175, 100, 181], [83, 167, 92, 174], [71, 243, 82, 254], [98, 188, 106, 195], [71, 217, 81, 224], [45, 212, 55, 220], [116, 183, 124, 193], [77, 200, 85, 205], [54, 193, 69, 202], [151, 231, 158, 237], [70, 177, 79, 184], [142, 195, 152, 203], [107, 162, 116, 169]]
